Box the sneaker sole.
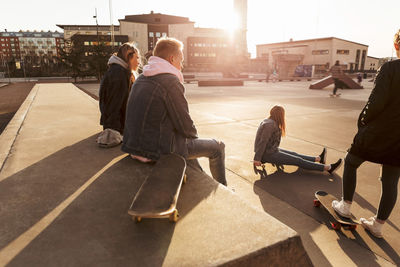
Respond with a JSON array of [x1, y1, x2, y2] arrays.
[[361, 224, 383, 238]]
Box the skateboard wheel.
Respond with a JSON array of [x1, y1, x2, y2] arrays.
[[331, 221, 341, 230], [348, 225, 357, 230], [183, 174, 187, 184], [134, 216, 142, 223], [313, 199, 321, 207], [169, 210, 179, 222]]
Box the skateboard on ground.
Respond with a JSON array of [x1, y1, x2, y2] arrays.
[[314, 190, 359, 230], [329, 93, 341, 97], [128, 153, 187, 223]]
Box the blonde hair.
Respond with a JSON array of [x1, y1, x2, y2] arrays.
[[153, 37, 183, 60], [269, 105, 286, 137], [394, 29, 400, 45], [116, 42, 140, 65]]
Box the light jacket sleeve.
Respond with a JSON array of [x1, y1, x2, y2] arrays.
[[254, 122, 273, 162]]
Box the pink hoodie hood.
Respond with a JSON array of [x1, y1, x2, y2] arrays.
[[143, 56, 184, 83]]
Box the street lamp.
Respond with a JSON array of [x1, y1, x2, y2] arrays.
[[93, 8, 99, 45]]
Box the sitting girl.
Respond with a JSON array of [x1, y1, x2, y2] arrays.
[[253, 105, 342, 174]]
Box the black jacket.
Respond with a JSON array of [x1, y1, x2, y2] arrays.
[[121, 73, 198, 160], [99, 64, 131, 134], [349, 59, 400, 166]]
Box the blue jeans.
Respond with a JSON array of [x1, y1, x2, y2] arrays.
[[187, 138, 226, 186], [262, 148, 324, 172], [343, 153, 400, 220]]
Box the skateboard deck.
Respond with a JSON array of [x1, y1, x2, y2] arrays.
[[314, 190, 359, 230], [128, 154, 186, 223]]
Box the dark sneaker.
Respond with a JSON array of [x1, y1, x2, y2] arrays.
[[328, 159, 342, 174], [319, 148, 327, 164]]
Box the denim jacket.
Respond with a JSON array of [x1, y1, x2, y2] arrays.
[[121, 73, 198, 160]]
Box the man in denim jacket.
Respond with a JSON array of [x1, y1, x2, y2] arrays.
[[122, 37, 226, 185]]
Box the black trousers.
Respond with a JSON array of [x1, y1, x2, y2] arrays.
[[343, 153, 400, 221]]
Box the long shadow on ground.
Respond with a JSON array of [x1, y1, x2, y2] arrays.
[[254, 167, 400, 265], [1, 134, 216, 266]]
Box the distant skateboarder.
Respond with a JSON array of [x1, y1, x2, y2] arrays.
[[330, 60, 344, 96]]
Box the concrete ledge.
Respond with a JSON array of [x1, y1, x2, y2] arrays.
[[0, 84, 38, 172], [1, 153, 312, 266], [198, 80, 244, 87], [0, 83, 312, 266]]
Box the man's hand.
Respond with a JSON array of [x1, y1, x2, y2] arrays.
[[253, 160, 262, 166]]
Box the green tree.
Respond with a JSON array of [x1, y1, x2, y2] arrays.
[[58, 39, 85, 82], [88, 42, 112, 81]]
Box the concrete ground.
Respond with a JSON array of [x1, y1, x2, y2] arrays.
[[0, 83, 312, 266], [76, 79, 400, 266]]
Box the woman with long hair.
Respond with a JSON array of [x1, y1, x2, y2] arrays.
[[332, 29, 400, 238], [253, 105, 342, 173], [97, 42, 141, 147]]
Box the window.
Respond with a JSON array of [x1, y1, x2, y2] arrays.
[[84, 41, 90, 46], [149, 32, 154, 37], [312, 50, 329, 55], [156, 32, 161, 37], [162, 32, 167, 37], [337, 49, 349, 55]]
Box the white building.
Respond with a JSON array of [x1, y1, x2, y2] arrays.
[[257, 37, 374, 76]]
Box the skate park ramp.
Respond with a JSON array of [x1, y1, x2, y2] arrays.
[[309, 75, 363, 89]]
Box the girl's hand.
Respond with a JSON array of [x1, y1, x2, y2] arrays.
[[253, 160, 262, 166]]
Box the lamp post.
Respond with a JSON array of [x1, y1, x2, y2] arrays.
[[93, 8, 101, 80], [93, 8, 99, 45], [109, 0, 115, 52]]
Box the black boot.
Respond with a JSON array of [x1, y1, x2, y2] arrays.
[[328, 159, 342, 174], [319, 148, 327, 164]]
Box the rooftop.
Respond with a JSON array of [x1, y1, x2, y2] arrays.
[[0, 31, 63, 38], [257, 37, 368, 48], [120, 11, 195, 24]]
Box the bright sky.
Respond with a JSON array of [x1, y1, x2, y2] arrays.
[[1, 0, 399, 58]]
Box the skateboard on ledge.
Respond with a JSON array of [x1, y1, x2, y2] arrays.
[[128, 153, 186, 223], [314, 190, 359, 230]]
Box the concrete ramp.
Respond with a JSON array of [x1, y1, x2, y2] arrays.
[[0, 83, 312, 266], [309, 75, 363, 89]]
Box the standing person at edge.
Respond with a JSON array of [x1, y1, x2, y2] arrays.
[[122, 37, 226, 186], [97, 43, 141, 148], [253, 105, 342, 174], [330, 60, 344, 96], [332, 30, 400, 238]]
